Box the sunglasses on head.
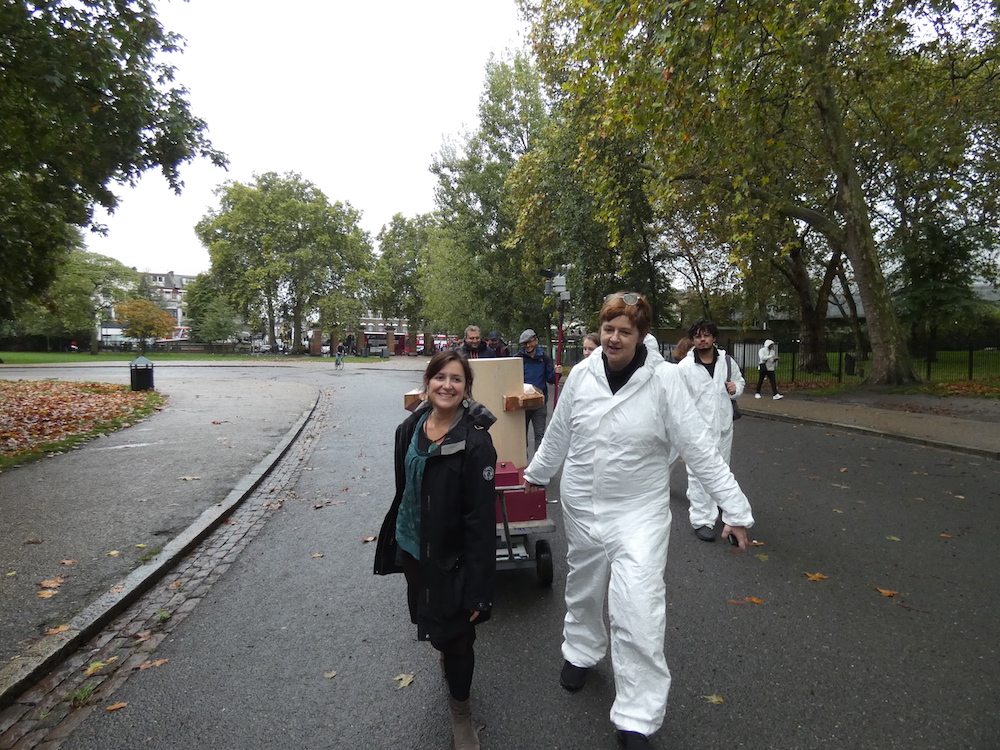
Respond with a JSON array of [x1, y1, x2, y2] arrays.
[[604, 293, 643, 306]]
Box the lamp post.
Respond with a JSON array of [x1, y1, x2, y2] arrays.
[[547, 265, 574, 405]]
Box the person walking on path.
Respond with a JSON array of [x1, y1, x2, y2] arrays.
[[516, 328, 561, 452], [455, 326, 495, 359], [523, 294, 754, 750], [581, 332, 600, 358], [374, 351, 498, 750], [677, 319, 745, 542], [755, 339, 783, 399]]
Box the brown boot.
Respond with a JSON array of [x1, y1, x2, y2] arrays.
[[448, 696, 480, 750]]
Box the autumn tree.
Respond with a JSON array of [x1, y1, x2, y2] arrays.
[[116, 299, 175, 353], [196, 172, 373, 353], [521, 0, 1000, 384], [0, 1, 225, 319]]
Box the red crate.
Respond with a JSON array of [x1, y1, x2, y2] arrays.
[[494, 461, 522, 489], [496, 488, 547, 523]]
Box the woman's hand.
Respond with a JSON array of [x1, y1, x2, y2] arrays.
[[726, 380, 737, 395]]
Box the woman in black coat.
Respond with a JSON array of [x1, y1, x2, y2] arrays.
[[374, 351, 497, 750]]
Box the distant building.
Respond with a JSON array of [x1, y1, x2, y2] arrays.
[[144, 271, 198, 326]]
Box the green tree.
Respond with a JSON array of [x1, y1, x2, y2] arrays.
[[522, 0, 1000, 384], [198, 297, 241, 351], [429, 52, 550, 335], [0, 1, 226, 319], [371, 214, 434, 350], [12, 246, 138, 352], [116, 299, 175, 353], [196, 172, 373, 353]]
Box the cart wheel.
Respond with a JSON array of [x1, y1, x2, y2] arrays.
[[535, 539, 553, 587]]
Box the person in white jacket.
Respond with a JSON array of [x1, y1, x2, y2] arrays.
[[523, 293, 754, 750], [755, 338, 783, 399], [677, 319, 746, 542]]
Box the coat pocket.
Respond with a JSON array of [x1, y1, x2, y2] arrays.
[[435, 554, 466, 617]]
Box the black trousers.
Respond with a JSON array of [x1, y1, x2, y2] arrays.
[[756, 364, 779, 395], [401, 551, 476, 700]]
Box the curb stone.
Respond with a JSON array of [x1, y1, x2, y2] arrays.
[[0, 393, 320, 711]]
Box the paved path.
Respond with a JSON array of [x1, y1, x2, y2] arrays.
[[1, 358, 998, 749]]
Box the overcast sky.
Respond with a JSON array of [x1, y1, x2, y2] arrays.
[[84, 0, 528, 276]]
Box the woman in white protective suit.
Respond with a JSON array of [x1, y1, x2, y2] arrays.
[[523, 293, 755, 750]]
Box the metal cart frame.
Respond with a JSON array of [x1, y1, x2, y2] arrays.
[[495, 484, 556, 586]]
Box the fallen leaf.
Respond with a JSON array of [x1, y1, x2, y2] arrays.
[[138, 659, 169, 670], [36, 590, 57, 598], [804, 572, 829, 582], [106, 702, 128, 711], [886, 536, 901, 542], [39, 576, 64, 589], [728, 599, 746, 605], [940, 533, 952, 538], [954, 495, 965, 499], [311, 553, 324, 558], [5, 571, 15, 577], [132, 631, 152, 643], [754, 554, 769, 562], [178, 476, 201, 481], [831, 483, 850, 489], [362, 536, 377, 543], [702, 694, 724, 704], [833, 509, 844, 513], [59, 559, 77, 566], [394, 673, 415, 689], [749, 541, 764, 546], [110, 584, 125, 594], [107, 550, 120, 557], [171, 581, 182, 588], [875, 588, 899, 597], [135, 544, 147, 549], [324, 670, 338, 679], [85, 657, 118, 676], [839, 468, 848, 472], [744, 597, 765, 604], [45, 624, 70, 635]]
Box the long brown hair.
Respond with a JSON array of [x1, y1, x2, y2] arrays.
[[423, 350, 474, 400]]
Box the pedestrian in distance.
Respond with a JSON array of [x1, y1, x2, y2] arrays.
[[455, 326, 495, 359], [677, 319, 745, 542], [373, 351, 498, 750], [523, 293, 754, 750], [581, 332, 600, 358], [515, 328, 562, 453], [755, 339, 783, 399]]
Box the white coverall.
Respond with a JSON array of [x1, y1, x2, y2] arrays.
[[524, 336, 753, 737], [677, 347, 745, 530]]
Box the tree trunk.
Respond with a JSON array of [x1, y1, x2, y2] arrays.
[[811, 72, 916, 384]]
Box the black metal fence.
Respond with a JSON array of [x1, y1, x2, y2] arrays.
[[560, 339, 1000, 385]]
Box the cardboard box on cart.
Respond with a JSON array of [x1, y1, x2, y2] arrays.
[[467, 358, 547, 521]]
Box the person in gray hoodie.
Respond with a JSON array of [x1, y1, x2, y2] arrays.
[[755, 339, 783, 399]]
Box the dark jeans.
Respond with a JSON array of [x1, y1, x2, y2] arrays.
[[756, 365, 779, 395], [525, 402, 548, 453], [401, 551, 476, 700]]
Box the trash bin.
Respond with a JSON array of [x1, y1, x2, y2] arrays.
[[380, 348, 390, 358], [130, 355, 155, 391]]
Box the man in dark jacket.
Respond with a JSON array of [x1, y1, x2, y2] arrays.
[[516, 328, 561, 453], [486, 331, 511, 358], [454, 325, 495, 359]]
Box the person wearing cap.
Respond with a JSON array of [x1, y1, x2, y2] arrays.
[[515, 328, 561, 452], [454, 325, 494, 359], [486, 331, 510, 358]]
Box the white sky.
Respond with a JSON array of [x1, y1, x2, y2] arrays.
[[84, 0, 528, 275]]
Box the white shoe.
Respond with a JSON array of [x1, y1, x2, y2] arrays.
[[754, 393, 761, 399], [773, 394, 784, 400]]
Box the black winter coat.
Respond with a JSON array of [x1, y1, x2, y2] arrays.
[[374, 400, 498, 641]]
